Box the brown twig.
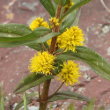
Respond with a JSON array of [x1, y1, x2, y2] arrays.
[[39, 1, 62, 110], [38, 85, 41, 99], [49, 5, 62, 54], [39, 80, 51, 110]]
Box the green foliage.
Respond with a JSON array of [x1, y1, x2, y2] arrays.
[[0, 23, 31, 37], [83, 100, 95, 110], [0, 26, 50, 47], [57, 46, 110, 80], [48, 91, 90, 102], [67, 100, 105, 110], [23, 93, 28, 110], [61, 0, 91, 19], [15, 92, 38, 110], [54, 0, 67, 6], [27, 43, 45, 51], [15, 73, 43, 92], [61, 9, 80, 31], [40, 0, 55, 16], [67, 104, 75, 110], [36, 32, 60, 43], [0, 24, 60, 50], [0, 86, 5, 110], [15, 73, 53, 93], [61, 0, 81, 31]]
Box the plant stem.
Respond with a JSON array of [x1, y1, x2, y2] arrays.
[[38, 85, 41, 99], [39, 80, 51, 110], [49, 4, 62, 53], [39, 2, 62, 110]]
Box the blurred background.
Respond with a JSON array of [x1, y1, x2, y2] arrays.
[[0, 0, 110, 109]]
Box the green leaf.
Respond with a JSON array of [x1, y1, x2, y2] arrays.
[[36, 32, 60, 43], [23, 93, 28, 110], [27, 32, 60, 51], [48, 91, 90, 102], [15, 73, 43, 93], [99, 106, 105, 110], [15, 73, 53, 93], [40, 0, 55, 16], [83, 100, 95, 110], [61, 0, 91, 19], [54, 0, 68, 6], [57, 46, 110, 80], [61, 0, 81, 31], [28, 42, 49, 51], [0, 23, 32, 37], [61, 9, 80, 31], [15, 92, 38, 110], [15, 99, 31, 110], [0, 27, 50, 47], [15, 100, 30, 110], [67, 104, 75, 110], [0, 24, 59, 48], [0, 86, 5, 110], [61, 0, 67, 5], [54, 0, 59, 4], [27, 43, 44, 51]]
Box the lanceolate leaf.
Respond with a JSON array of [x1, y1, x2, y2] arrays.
[[0, 23, 32, 37], [61, 9, 80, 31], [61, 0, 91, 19], [0, 86, 4, 110], [35, 32, 60, 43], [15, 73, 43, 92], [0, 26, 50, 47], [0, 24, 51, 50], [27, 43, 44, 51], [83, 100, 95, 110], [28, 42, 49, 51], [54, 0, 67, 5], [27, 32, 60, 51], [40, 0, 55, 16], [61, 0, 81, 31], [57, 46, 110, 80], [15, 73, 53, 93], [48, 91, 90, 102], [15, 99, 31, 110], [0, 24, 59, 48], [15, 92, 38, 110], [23, 93, 28, 110], [67, 104, 75, 110]]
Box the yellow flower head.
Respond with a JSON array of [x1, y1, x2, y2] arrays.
[[57, 26, 84, 52], [29, 51, 55, 75], [29, 17, 49, 30], [49, 17, 60, 28], [57, 60, 80, 85], [64, 0, 74, 9]]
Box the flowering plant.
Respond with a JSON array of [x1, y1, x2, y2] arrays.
[[0, 0, 110, 110]]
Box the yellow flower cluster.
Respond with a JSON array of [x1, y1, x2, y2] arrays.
[[64, 0, 74, 9], [29, 52, 80, 85], [28, 17, 82, 86], [49, 17, 60, 27], [57, 26, 84, 52], [29, 51, 55, 75], [29, 17, 49, 30], [57, 60, 80, 85]]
